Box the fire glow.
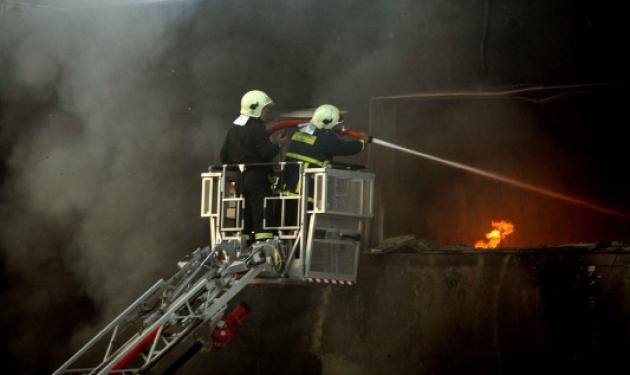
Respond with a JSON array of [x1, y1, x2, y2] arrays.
[[474, 220, 515, 249]]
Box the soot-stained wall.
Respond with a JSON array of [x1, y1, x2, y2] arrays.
[[158, 247, 630, 375]]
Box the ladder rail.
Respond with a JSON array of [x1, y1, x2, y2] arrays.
[[94, 264, 270, 374], [93, 277, 211, 374], [53, 279, 166, 375]]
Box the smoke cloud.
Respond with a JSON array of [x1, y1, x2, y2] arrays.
[[0, 4, 212, 371]]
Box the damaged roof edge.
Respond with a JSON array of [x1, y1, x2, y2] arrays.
[[369, 235, 630, 255], [370, 82, 624, 103]]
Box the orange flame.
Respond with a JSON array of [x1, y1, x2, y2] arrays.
[[474, 220, 514, 249]]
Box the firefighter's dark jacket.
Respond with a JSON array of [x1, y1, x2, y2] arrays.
[[220, 117, 279, 172], [283, 125, 365, 193], [220, 116, 278, 236]]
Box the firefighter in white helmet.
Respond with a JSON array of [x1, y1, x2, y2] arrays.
[[220, 90, 288, 242], [281, 104, 369, 219]]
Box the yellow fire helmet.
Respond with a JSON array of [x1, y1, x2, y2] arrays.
[[240, 90, 274, 118], [311, 104, 344, 130]]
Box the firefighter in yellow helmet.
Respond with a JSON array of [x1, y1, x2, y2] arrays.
[[282, 104, 369, 207], [220, 90, 288, 242]]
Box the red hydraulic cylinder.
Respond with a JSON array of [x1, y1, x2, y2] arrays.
[[110, 326, 161, 372], [212, 303, 249, 349]]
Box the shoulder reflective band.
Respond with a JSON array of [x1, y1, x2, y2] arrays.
[[291, 132, 317, 145]]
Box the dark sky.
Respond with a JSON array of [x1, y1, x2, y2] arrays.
[[0, 0, 626, 373]]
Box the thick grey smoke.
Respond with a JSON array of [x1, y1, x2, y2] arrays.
[[0, 5, 216, 370], [1, 3, 205, 303]]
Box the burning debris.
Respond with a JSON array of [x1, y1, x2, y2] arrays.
[[369, 235, 431, 254], [474, 220, 515, 249]]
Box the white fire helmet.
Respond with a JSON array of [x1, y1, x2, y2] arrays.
[[240, 90, 274, 118], [311, 104, 344, 130]]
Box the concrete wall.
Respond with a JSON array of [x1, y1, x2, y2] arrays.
[[170, 247, 630, 375]]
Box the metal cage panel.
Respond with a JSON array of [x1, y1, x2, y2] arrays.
[[305, 239, 360, 282], [263, 195, 301, 231], [200, 172, 222, 218], [310, 168, 374, 218]]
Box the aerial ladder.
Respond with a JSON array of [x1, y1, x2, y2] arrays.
[[53, 152, 375, 374]]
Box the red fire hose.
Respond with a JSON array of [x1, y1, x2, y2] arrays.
[[267, 119, 306, 135], [342, 129, 363, 139], [268, 119, 365, 140]]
